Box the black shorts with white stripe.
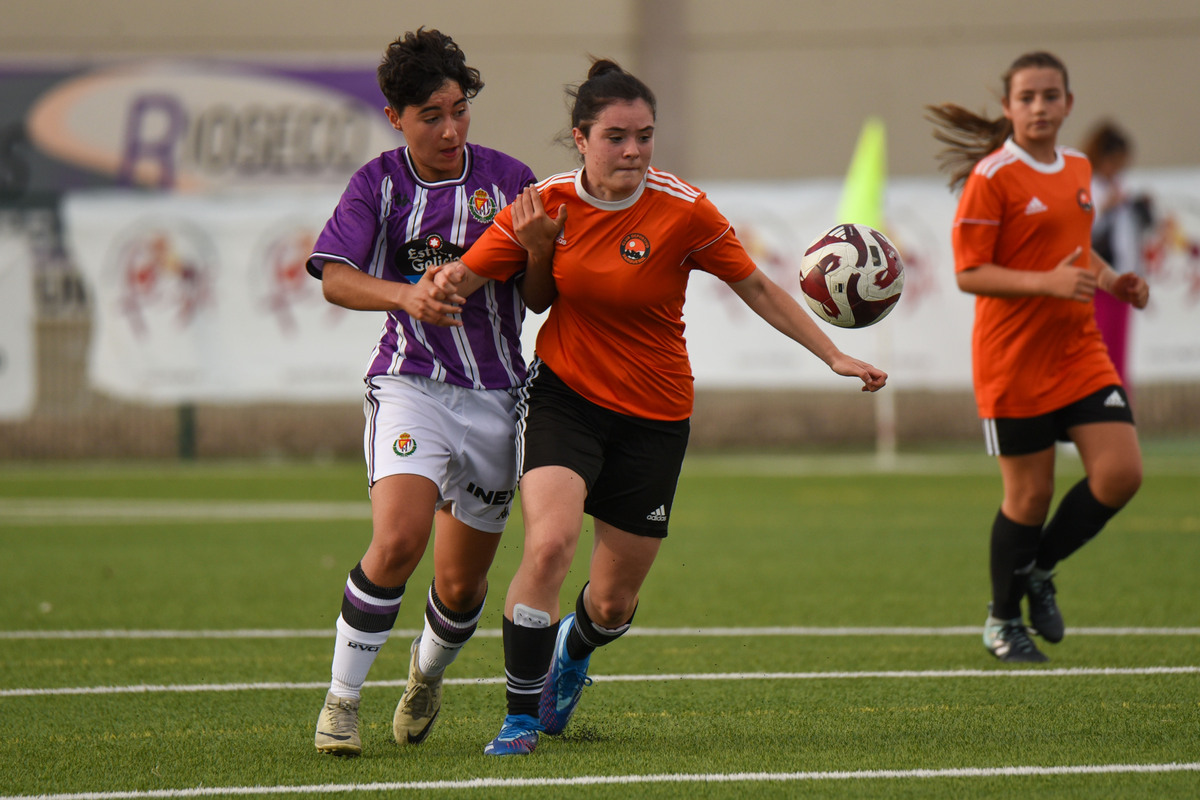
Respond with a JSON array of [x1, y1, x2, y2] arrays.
[[982, 384, 1135, 456], [518, 360, 689, 538]]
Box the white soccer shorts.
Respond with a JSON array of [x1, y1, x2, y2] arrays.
[[364, 374, 519, 534]]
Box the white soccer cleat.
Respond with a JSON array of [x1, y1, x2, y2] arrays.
[[315, 691, 361, 756], [393, 637, 443, 744]]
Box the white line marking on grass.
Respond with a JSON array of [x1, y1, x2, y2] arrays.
[[5, 666, 1198, 698], [0, 499, 371, 524], [4, 625, 1200, 640], [0, 629, 342, 640], [1, 762, 1197, 799], [633, 626, 1200, 637], [597, 666, 1200, 682]]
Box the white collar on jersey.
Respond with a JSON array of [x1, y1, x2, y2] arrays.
[[403, 143, 473, 187], [574, 167, 647, 210], [1003, 137, 1065, 174]]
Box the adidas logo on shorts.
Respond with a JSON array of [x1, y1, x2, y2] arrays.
[[645, 505, 667, 522], [1104, 390, 1126, 408]]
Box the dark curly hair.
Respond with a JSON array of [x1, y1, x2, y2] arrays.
[[377, 28, 483, 111]]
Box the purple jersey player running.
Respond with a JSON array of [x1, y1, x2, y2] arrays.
[[308, 28, 558, 756]]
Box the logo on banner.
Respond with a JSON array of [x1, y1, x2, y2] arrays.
[[25, 61, 397, 192], [1142, 195, 1200, 306], [467, 189, 497, 223], [249, 223, 323, 333], [710, 214, 799, 321], [110, 222, 216, 337]]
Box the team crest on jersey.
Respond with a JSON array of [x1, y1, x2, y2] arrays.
[[468, 188, 498, 223], [1077, 188, 1094, 213], [392, 433, 417, 457], [620, 232, 651, 264]]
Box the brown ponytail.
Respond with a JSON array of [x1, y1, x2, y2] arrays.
[[926, 105, 1012, 191], [927, 51, 1070, 191]]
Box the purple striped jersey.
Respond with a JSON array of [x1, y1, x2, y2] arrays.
[[307, 143, 536, 390]]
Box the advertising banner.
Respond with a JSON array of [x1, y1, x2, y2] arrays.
[[65, 170, 1200, 404], [64, 190, 384, 403], [3, 60, 391, 196]]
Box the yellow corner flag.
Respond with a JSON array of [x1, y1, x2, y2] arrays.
[[837, 117, 897, 468], [836, 116, 887, 231]]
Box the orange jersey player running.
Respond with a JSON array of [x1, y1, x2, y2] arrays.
[[929, 50, 1149, 664], [437, 58, 887, 756], [470, 165, 765, 421]]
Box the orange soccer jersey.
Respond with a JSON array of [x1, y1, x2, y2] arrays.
[[463, 167, 757, 420], [952, 140, 1120, 419]]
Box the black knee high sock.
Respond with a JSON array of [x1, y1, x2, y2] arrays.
[[566, 583, 636, 661], [990, 510, 1042, 619], [340, 561, 404, 632], [502, 616, 557, 718], [1036, 478, 1120, 571], [425, 578, 484, 646]]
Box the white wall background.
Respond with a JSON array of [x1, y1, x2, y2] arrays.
[[4, 0, 1199, 183]]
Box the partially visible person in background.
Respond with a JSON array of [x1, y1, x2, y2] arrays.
[[1081, 120, 1156, 390]]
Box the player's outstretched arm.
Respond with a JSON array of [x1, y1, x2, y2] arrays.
[[321, 260, 462, 326], [728, 268, 887, 392]]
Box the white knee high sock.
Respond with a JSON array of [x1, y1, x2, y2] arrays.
[[330, 615, 392, 700]]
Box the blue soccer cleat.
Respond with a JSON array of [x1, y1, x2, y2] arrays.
[[539, 613, 593, 735], [483, 714, 542, 756]]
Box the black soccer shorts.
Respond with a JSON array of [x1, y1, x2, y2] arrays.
[[983, 385, 1135, 456], [518, 360, 690, 537]]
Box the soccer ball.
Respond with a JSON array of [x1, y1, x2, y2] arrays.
[[798, 223, 905, 328]]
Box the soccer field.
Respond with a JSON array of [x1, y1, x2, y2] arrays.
[[2, 444, 1198, 799]]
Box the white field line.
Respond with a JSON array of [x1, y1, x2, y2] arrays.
[[3, 625, 1200, 640], [5, 665, 1199, 698], [1, 762, 1197, 800], [3, 445, 1197, 524], [0, 499, 371, 523]]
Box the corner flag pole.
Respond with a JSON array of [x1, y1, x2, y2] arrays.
[[836, 117, 897, 469]]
